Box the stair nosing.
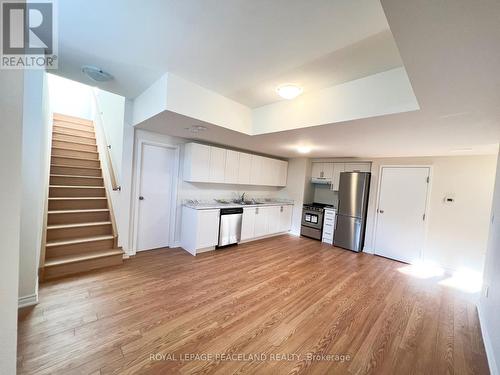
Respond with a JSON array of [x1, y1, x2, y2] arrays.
[[53, 125, 94, 133], [49, 185, 105, 189], [48, 208, 110, 214], [49, 197, 107, 200], [51, 146, 98, 155], [51, 155, 100, 162], [50, 164, 101, 171], [52, 139, 98, 148], [52, 131, 96, 140], [46, 234, 115, 247], [50, 174, 103, 179], [53, 114, 93, 125], [47, 221, 112, 230], [44, 249, 122, 267]]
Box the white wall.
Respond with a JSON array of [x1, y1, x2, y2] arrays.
[[48, 74, 93, 119], [364, 155, 497, 275], [18, 70, 51, 307], [0, 70, 24, 375], [94, 89, 125, 180], [480, 150, 500, 375]]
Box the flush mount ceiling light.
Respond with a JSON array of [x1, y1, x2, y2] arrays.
[[81, 65, 113, 82], [276, 84, 303, 100], [297, 146, 312, 154]]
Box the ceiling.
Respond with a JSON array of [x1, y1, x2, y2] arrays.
[[57, 0, 396, 107], [56, 0, 500, 158]]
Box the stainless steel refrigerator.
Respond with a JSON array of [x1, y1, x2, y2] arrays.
[[334, 172, 371, 252]]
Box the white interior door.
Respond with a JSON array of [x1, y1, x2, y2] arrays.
[[136, 144, 175, 251], [374, 167, 430, 263]]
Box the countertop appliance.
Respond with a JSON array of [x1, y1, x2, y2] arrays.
[[218, 207, 243, 247], [300, 203, 334, 240], [334, 172, 371, 252]]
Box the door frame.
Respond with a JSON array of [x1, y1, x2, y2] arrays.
[[130, 138, 180, 255], [372, 165, 433, 263]]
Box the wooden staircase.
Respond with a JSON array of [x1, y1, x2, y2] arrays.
[[41, 113, 123, 280]]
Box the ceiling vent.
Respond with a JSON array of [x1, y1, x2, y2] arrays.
[[82, 65, 113, 82]]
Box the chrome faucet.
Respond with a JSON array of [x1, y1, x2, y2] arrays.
[[240, 192, 246, 202]]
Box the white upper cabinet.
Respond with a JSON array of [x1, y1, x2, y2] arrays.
[[184, 142, 288, 187], [238, 152, 252, 184], [224, 150, 240, 184], [208, 146, 226, 182], [278, 160, 288, 187], [332, 163, 345, 191], [344, 162, 371, 172], [311, 163, 334, 179], [183, 143, 210, 182], [250, 154, 262, 185]]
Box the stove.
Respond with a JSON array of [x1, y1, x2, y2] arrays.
[[300, 202, 334, 240]]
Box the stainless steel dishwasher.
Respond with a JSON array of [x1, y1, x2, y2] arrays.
[[217, 207, 243, 247]]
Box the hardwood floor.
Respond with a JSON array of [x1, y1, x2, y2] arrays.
[[18, 235, 489, 374]]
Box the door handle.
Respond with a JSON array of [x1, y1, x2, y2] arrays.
[[139, 196, 144, 200], [379, 209, 384, 213]]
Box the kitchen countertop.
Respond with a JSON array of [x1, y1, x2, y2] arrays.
[[183, 200, 294, 210]]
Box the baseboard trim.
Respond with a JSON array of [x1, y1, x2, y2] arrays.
[[477, 301, 499, 375], [18, 293, 38, 308]]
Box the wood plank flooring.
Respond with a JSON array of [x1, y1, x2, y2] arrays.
[[17, 235, 489, 374]]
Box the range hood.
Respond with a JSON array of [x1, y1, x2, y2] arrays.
[[311, 177, 332, 185]]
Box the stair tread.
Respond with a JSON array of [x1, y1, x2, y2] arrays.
[[48, 208, 109, 214], [50, 174, 103, 179], [46, 235, 115, 247], [47, 221, 112, 230], [51, 164, 101, 171], [52, 146, 98, 154], [52, 131, 95, 140], [52, 139, 97, 147], [51, 155, 100, 162], [50, 185, 105, 189], [53, 113, 93, 125], [49, 197, 107, 200], [44, 249, 122, 267]]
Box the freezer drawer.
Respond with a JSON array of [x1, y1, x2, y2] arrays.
[[333, 215, 363, 252]]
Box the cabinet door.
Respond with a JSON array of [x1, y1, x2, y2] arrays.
[[197, 210, 220, 248], [209, 147, 226, 183], [225, 150, 239, 184], [250, 155, 262, 185], [254, 207, 269, 237], [278, 160, 288, 187], [260, 157, 274, 186], [323, 163, 334, 179], [332, 163, 345, 191], [311, 162, 323, 178], [238, 152, 252, 184], [241, 207, 256, 240], [267, 206, 280, 234], [279, 205, 293, 232], [184, 143, 210, 182], [344, 162, 371, 172]]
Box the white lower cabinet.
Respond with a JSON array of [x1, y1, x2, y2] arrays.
[[241, 204, 293, 241], [181, 207, 220, 255], [322, 209, 336, 244]]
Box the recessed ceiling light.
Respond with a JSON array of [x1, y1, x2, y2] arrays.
[[277, 84, 303, 100], [185, 125, 208, 133], [297, 146, 311, 154], [82, 65, 113, 82]]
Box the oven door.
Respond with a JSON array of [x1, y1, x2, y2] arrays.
[[302, 210, 323, 230]]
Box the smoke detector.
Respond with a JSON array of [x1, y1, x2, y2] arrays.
[[82, 65, 113, 82]]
